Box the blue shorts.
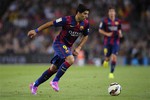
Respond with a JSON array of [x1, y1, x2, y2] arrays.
[[53, 43, 72, 59], [50, 43, 72, 68], [103, 44, 119, 57]]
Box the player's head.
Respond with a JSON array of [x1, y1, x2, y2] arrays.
[[108, 6, 116, 19], [76, 4, 90, 21]]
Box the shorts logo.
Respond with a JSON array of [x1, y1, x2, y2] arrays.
[[63, 45, 69, 53]]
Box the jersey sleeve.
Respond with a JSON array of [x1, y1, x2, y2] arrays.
[[53, 17, 67, 27], [83, 24, 89, 36], [99, 21, 106, 30]]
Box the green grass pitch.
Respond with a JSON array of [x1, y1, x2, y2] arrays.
[[0, 64, 150, 100]]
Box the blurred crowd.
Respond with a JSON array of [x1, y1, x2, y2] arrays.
[[0, 0, 150, 65]]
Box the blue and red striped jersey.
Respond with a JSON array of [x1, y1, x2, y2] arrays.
[[99, 18, 121, 45], [53, 16, 89, 47]]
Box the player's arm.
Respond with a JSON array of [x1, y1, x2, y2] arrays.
[[28, 17, 66, 38], [73, 23, 89, 56], [28, 21, 54, 38], [118, 29, 123, 38], [118, 21, 123, 38], [73, 35, 88, 56], [78, 35, 88, 48], [99, 21, 112, 37], [99, 29, 112, 37]]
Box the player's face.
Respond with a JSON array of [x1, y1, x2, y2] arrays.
[[78, 11, 89, 21], [108, 9, 116, 19]]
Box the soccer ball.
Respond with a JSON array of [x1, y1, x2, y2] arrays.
[[108, 82, 122, 96]]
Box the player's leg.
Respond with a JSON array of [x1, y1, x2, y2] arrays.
[[52, 55, 74, 82], [109, 45, 119, 79], [103, 46, 111, 67], [109, 54, 117, 79], [103, 57, 110, 68], [50, 55, 74, 92], [110, 54, 117, 73], [33, 65, 57, 87], [50, 44, 74, 92], [30, 55, 65, 95], [30, 64, 57, 95]]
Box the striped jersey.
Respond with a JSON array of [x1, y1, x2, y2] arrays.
[[53, 16, 89, 47], [99, 18, 121, 45]]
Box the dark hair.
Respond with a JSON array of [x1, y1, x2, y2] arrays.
[[107, 5, 115, 12], [76, 4, 90, 14]]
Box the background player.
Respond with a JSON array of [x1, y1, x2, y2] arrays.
[[99, 6, 123, 79], [28, 4, 90, 95]]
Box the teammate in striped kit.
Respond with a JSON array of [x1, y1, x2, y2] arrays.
[[28, 4, 90, 95], [99, 6, 123, 79]]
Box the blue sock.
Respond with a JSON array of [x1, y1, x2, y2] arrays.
[[53, 62, 71, 82], [34, 68, 55, 87], [110, 61, 116, 73]]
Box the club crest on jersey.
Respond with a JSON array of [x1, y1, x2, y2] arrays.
[[80, 26, 84, 31]]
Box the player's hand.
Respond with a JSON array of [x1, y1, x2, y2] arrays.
[[73, 46, 81, 56], [106, 32, 113, 37], [27, 30, 37, 38]]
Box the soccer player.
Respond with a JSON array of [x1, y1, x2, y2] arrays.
[[28, 4, 90, 95], [99, 6, 123, 79]]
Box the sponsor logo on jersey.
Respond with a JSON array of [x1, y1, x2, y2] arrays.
[[68, 30, 82, 36], [108, 26, 118, 31]]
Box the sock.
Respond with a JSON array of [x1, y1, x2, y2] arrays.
[[110, 61, 116, 73], [53, 62, 71, 82], [103, 60, 109, 67], [34, 68, 56, 87], [104, 60, 109, 64]]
